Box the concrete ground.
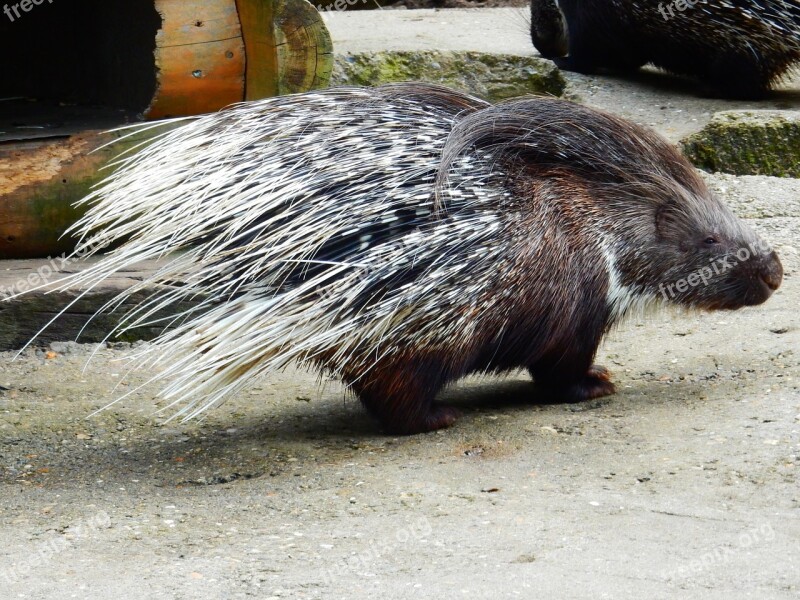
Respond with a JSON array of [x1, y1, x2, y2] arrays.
[[1, 8, 799, 600]]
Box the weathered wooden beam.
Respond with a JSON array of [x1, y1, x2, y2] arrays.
[[0, 124, 182, 260], [0, 257, 199, 351]]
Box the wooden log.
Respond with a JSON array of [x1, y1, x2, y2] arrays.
[[147, 0, 333, 117], [0, 0, 333, 259], [274, 0, 334, 94], [0, 123, 183, 260], [146, 0, 247, 119], [234, 0, 333, 97]]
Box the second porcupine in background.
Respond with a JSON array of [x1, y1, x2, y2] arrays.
[[45, 83, 782, 435], [529, 0, 800, 98]]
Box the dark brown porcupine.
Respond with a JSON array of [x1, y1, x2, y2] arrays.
[[42, 83, 783, 434], [530, 0, 800, 98]]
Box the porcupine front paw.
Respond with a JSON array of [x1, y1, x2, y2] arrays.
[[533, 364, 616, 403], [577, 364, 616, 400], [552, 56, 596, 74]]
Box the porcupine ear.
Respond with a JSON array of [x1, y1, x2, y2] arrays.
[[434, 98, 646, 211], [655, 199, 687, 244]]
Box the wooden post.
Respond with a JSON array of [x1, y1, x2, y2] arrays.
[[236, 0, 280, 99]]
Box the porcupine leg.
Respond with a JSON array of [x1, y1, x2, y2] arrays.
[[552, 50, 597, 75], [524, 307, 615, 402], [530, 0, 570, 58], [555, 44, 645, 75], [702, 55, 770, 100], [547, 5, 646, 76], [349, 360, 461, 435], [548, 9, 598, 74], [528, 351, 616, 403]]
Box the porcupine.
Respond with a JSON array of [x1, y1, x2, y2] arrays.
[[44, 83, 783, 434], [529, 0, 800, 98]]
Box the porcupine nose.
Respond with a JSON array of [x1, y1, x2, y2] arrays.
[[760, 251, 783, 291]]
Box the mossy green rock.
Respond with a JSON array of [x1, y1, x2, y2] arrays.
[[331, 51, 566, 101], [681, 111, 800, 178]]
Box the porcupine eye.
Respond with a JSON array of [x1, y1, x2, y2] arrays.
[[703, 236, 719, 246]]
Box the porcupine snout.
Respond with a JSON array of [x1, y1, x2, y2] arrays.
[[752, 250, 783, 299], [761, 251, 784, 292], [726, 248, 783, 308]]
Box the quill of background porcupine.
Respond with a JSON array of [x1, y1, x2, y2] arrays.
[[529, 0, 800, 98]]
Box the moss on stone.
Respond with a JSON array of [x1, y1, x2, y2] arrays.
[[681, 111, 800, 178], [331, 50, 566, 100]]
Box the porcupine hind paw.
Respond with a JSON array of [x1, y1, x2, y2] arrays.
[[366, 400, 462, 436], [420, 403, 462, 433], [354, 382, 462, 434], [351, 359, 461, 434], [534, 364, 616, 403]]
